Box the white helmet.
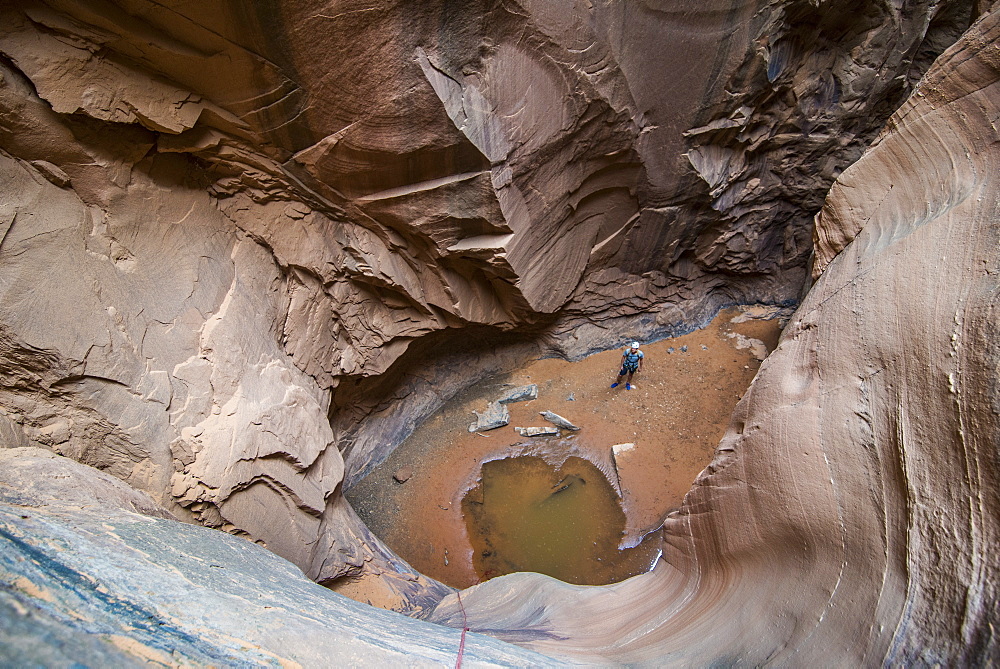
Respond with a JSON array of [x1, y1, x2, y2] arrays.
[[631, 341, 640, 349]]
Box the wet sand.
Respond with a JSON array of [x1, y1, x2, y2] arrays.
[[346, 305, 787, 592]]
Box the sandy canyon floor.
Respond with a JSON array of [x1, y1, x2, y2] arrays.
[[346, 306, 787, 597]]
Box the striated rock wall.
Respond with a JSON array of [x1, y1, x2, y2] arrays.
[[0, 0, 984, 626], [429, 9, 1000, 663]]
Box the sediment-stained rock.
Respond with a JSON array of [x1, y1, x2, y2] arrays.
[[609, 441, 636, 474], [468, 384, 543, 432], [429, 11, 1000, 663]]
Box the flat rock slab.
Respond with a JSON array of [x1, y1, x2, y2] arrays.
[[468, 402, 510, 432], [539, 411, 580, 431], [611, 442, 636, 457], [497, 384, 538, 404], [610, 442, 636, 473], [515, 426, 561, 437]]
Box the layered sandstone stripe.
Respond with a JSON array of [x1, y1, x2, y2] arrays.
[[429, 10, 1000, 664]]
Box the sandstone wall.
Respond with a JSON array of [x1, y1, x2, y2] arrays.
[[430, 9, 1000, 663], [0, 448, 553, 666], [0, 0, 981, 618]]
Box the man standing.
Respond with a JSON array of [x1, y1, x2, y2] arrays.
[[611, 341, 644, 390]]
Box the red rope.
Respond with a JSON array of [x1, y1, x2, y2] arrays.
[[455, 590, 469, 669]]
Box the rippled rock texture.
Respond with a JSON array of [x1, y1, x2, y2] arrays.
[[430, 10, 1000, 663], [0, 0, 995, 663]]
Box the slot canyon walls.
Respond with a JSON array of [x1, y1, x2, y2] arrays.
[[430, 9, 1000, 663], [2, 0, 998, 663]]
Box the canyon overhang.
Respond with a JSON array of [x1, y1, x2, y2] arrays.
[[1, 0, 998, 664]]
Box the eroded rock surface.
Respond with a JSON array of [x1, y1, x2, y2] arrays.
[[429, 11, 1000, 663], [0, 0, 995, 663], [0, 449, 552, 666], [0, 0, 974, 584]]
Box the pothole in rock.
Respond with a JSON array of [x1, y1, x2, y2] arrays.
[[463, 451, 661, 585], [345, 305, 789, 594]]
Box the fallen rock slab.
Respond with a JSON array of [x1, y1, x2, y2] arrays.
[[498, 384, 538, 404], [514, 427, 560, 437], [539, 411, 580, 431], [468, 402, 510, 432]]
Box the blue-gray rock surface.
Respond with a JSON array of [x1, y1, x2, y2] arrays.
[[0, 449, 554, 667]]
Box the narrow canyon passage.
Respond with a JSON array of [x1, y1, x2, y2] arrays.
[[346, 306, 786, 596]]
